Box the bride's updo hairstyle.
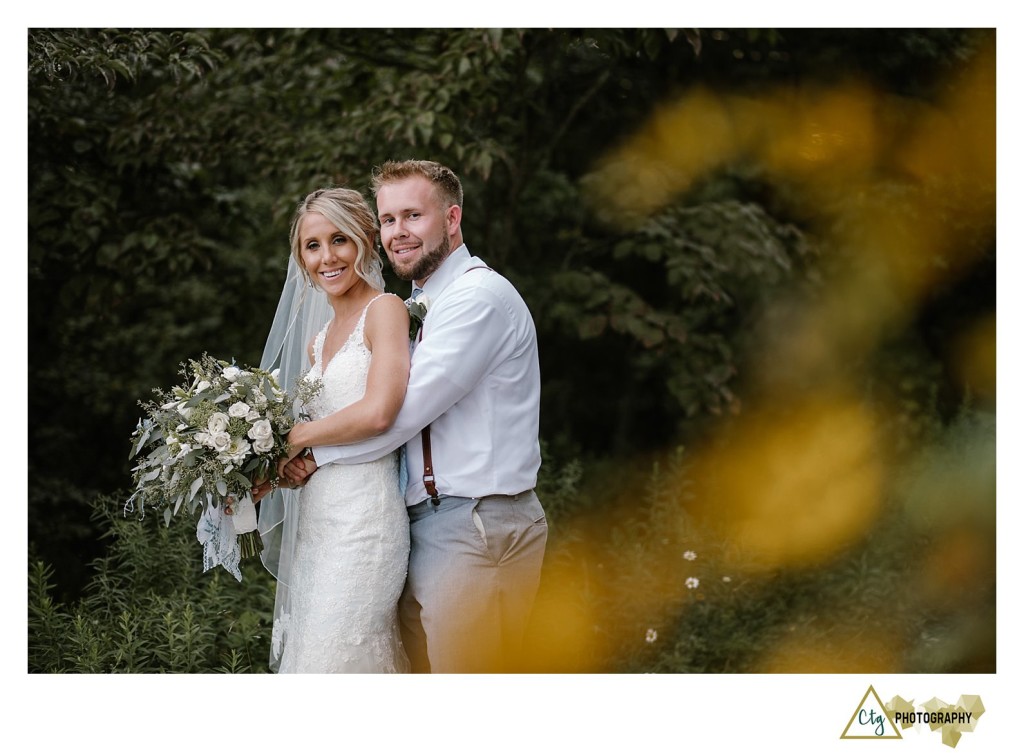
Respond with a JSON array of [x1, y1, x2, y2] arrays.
[[289, 187, 385, 291]]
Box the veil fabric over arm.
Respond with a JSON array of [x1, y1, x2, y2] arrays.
[[257, 255, 333, 670]]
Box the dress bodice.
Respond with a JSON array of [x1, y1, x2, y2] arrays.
[[303, 294, 392, 420]]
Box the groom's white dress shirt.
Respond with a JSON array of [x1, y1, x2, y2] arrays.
[[311, 244, 542, 506]]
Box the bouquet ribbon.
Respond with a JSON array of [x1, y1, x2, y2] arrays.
[[195, 493, 262, 582], [230, 494, 258, 535]]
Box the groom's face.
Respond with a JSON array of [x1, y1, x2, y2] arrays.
[[377, 175, 454, 284]]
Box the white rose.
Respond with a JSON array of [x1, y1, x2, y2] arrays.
[[222, 366, 241, 382], [210, 431, 232, 453], [247, 419, 273, 441], [207, 412, 230, 433], [252, 390, 268, 409], [229, 402, 252, 419], [253, 435, 275, 454], [196, 380, 211, 392], [194, 431, 211, 447]]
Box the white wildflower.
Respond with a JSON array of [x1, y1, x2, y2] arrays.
[[685, 577, 700, 589], [683, 550, 697, 561], [645, 629, 657, 644]]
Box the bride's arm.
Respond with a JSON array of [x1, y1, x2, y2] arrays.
[[287, 295, 410, 452]]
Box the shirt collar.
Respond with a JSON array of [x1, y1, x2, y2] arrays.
[[418, 243, 471, 300]]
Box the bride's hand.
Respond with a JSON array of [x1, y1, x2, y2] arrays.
[[251, 479, 273, 503], [252, 468, 302, 503]]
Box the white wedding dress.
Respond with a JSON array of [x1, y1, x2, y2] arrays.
[[275, 294, 410, 673]]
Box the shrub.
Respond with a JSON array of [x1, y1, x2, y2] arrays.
[[28, 494, 275, 673]]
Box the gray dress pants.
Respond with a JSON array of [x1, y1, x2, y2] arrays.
[[399, 490, 547, 673]]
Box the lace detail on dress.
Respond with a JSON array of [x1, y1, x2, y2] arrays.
[[275, 293, 410, 673]]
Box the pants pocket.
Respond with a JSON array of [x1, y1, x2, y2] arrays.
[[472, 506, 488, 548]]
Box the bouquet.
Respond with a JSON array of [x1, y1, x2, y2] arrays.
[[126, 354, 319, 581]]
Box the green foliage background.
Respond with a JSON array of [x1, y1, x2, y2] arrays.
[[27, 28, 996, 673]]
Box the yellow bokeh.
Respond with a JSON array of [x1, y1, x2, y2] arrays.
[[691, 392, 883, 572], [756, 623, 903, 673]]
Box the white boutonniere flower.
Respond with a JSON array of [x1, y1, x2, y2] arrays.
[[406, 294, 431, 341]]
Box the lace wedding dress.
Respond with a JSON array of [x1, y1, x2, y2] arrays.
[[275, 294, 410, 673]]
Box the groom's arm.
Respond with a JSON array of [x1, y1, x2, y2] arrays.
[[310, 286, 516, 467]]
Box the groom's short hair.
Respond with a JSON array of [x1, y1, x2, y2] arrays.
[[371, 159, 464, 210]]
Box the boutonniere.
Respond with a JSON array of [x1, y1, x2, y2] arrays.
[[406, 294, 431, 341]]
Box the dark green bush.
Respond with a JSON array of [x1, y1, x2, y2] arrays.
[[28, 495, 275, 673]]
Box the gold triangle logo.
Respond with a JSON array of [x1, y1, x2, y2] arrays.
[[841, 685, 903, 740]]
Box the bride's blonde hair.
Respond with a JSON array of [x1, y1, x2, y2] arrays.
[[289, 187, 384, 291]]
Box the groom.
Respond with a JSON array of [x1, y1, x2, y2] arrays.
[[283, 159, 547, 673]]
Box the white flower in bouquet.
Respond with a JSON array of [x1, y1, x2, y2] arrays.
[[252, 435, 275, 454], [248, 419, 275, 454], [228, 401, 253, 419], [210, 431, 232, 453], [220, 436, 251, 468]]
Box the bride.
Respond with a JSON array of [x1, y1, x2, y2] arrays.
[[256, 187, 411, 673]]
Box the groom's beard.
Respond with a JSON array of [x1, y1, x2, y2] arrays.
[[394, 232, 451, 282]]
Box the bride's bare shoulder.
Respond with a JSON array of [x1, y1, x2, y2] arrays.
[[367, 292, 409, 322]]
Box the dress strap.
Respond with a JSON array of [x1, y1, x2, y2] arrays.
[[312, 322, 331, 370], [354, 293, 396, 336]]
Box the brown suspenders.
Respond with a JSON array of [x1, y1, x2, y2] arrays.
[[417, 265, 491, 506]]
